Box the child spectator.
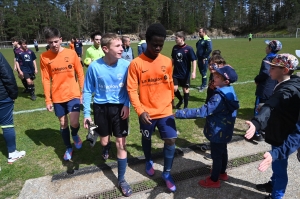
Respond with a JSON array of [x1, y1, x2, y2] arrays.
[[121, 36, 134, 62], [252, 40, 282, 142], [245, 53, 300, 199], [175, 66, 239, 188]]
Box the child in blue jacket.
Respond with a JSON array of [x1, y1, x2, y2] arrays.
[[175, 66, 239, 188]]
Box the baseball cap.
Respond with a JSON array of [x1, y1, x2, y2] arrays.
[[265, 40, 282, 52], [215, 65, 238, 83], [264, 53, 299, 70]]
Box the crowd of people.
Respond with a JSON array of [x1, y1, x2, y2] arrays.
[[1, 23, 300, 199]]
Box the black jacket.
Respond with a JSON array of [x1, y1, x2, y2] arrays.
[[254, 53, 277, 99], [252, 75, 300, 146], [0, 52, 18, 100]]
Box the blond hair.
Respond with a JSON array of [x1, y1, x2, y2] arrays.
[[101, 33, 120, 48]]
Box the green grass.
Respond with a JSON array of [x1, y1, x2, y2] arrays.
[[1, 37, 300, 198]]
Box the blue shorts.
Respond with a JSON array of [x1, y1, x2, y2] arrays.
[[140, 115, 177, 140], [53, 98, 80, 117]]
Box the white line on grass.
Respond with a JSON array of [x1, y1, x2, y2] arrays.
[[13, 80, 254, 115]]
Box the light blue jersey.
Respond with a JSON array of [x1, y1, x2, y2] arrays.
[[83, 58, 130, 118]]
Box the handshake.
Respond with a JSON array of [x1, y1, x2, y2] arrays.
[[85, 120, 99, 147]]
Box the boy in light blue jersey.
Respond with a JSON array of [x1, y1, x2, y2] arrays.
[[83, 33, 132, 197]]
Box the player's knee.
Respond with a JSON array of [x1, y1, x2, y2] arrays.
[[164, 138, 176, 146]]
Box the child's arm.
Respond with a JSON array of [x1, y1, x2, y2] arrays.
[[175, 93, 222, 119]]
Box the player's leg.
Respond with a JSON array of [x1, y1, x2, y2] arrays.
[[157, 115, 177, 192], [24, 74, 36, 100], [93, 103, 111, 160], [173, 78, 183, 109], [0, 98, 26, 164], [140, 118, 157, 176], [113, 106, 132, 197], [68, 98, 82, 149], [54, 102, 73, 160], [182, 78, 190, 108]]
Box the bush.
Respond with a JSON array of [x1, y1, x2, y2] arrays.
[[166, 30, 173, 35]]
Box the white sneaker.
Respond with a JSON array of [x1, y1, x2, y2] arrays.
[[8, 150, 26, 164]]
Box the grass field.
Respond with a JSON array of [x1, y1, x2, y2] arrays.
[[0, 37, 300, 198]]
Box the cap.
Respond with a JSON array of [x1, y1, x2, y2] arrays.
[[265, 40, 282, 52], [215, 65, 238, 83], [264, 53, 299, 71]]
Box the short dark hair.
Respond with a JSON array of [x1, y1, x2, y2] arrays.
[[209, 54, 226, 65], [199, 27, 207, 34], [212, 50, 221, 56], [146, 23, 166, 41], [122, 36, 130, 43], [90, 31, 102, 40], [11, 36, 19, 42], [139, 32, 146, 40], [18, 39, 27, 45], [44, 27, 61, 40]]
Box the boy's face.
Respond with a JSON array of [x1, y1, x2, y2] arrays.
[[123, 38, 131, 47], [20, 42, 27, 51], [199, 29, 205, 38], [269, 65, 286, 81], [265, 45, 272, 54], [93, 35, 101, 48], [175, 36, 184, 45], [103, 38, 123, 59], [213, 72, 228, 87], [47, 37, 62, 53], [146, 36, 165, 58], [12, 41, 18, 47]]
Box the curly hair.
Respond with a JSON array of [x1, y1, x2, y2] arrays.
[[146, 23, 166, 41]]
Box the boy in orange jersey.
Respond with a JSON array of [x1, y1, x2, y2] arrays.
[[69, 37, 75, 50], [40, 27, 84, 161], [127, 23, 177, 192]]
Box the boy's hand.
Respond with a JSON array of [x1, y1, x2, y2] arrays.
[[120, 106, 129, 120], [258, 152, 272, 172], [84, 117, 92, 129], [139, 112, 152, 125], [245, 120, 256, 139], [191, 72, 196, 79]]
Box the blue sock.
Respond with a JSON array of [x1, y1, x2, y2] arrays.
[[118, 158, 127, 182], [60, 127, 72, 148], [163, 144, 175, 175], [70, 125, 80, 136], [2, 127, 16, 153], [142, 137, 152, 162]]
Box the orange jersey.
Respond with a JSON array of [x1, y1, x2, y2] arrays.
[[69, 42, 74, 50], [40, 48, 84, 105], [127, 53, 174, 119]]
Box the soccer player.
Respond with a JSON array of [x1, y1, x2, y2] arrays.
[[84, 31, 105, 66], [33, 39, 39, 52], [40, 27, 84, 161], [172, 31, 197, 109], [0, 52, 26, 164], [74, 37, 84, 66], [196, 28, 212, 92], [137, 32, 147, 56], [69, 37, 75, 50], [83, 33, 132, 197], [15, 39, 38, 101], [127, 23, 178, 192], [121, 36, 134, 62]]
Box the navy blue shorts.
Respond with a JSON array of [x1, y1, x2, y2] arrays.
[[53, 98, 80, 117], [140, 115, 177, 140]]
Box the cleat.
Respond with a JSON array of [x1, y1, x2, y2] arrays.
[[63, 148, 73, 161], [8, 150, 26, 164]]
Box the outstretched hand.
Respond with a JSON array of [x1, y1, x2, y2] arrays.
[[258, 152, 272, 172], [245, 120, 256, 140]]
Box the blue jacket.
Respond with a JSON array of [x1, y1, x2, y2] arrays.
[[175, 86, 239, 143], [196, 35, 212, 59], [137, 40, 147, 56], [254, 52, 277, 99]]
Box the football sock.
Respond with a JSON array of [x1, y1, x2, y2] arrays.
[[183, 93, 189, 108], [163, 144, 175, 174], [117, 158, 127, 182], [174, 90, 183, 102], [142, 137, 152, 162], [21, 79, 28, 90], [70, 125, 80, 136], [60, 127, 72, 148]]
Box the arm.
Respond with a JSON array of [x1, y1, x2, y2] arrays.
[[74, 53, 85, 91], [40, 56, 52, 106], [175, 93, 222, 119], [137, 45, 142, 56], [83, 67, 95, 119], [33, 60, 38, 74], [127, 62, 144, 116], [0, 53, 18, 99], [254, 61, 271, 84], [204, 39, 212, 59], [191, 60, 197, 79]]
